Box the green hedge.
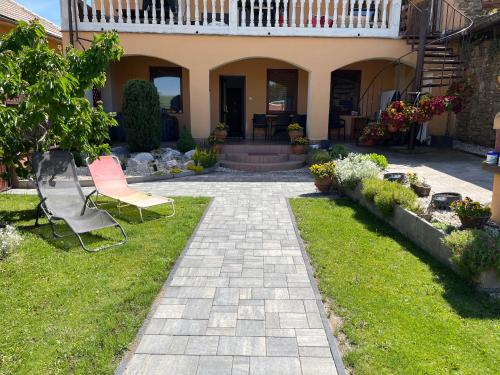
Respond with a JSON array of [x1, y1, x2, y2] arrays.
[[362, 177, 418, 217], [122, 80, 160, 152]]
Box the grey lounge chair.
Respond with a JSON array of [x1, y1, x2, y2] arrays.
[[32, 151, 127, 252]]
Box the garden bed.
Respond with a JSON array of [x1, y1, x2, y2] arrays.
[[344, 183, 500, 293]]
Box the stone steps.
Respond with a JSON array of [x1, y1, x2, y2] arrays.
[[219, 144, 307, 172]]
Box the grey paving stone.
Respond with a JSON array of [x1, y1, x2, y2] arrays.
[[307, 312, 324, 329], [266, 337, 299, 357], [296, 334, 330, 347], [144, 318, 166, 334], [236, 320, 265, 337], [300, 357, 338, 375], [249, 357, 302, 375], [229, 278, 263, 288], [214, 287, 240, 306], [265, 300, 305, 313], [288, 288, 316, 300], [251, 287, 289, 300], [152, 304, 185, 319], [298, 346, 334, 358], [165, 286, 216, 299], [136, 335, 188, 354], [232, 356, 250, 375], [185, 336, 219, 355], [208, 312, 237, 328], [265, 312, 280, 329], [161, 319, 208, 335], [196, 356, 233, 375], [217, 337, 266, 356], [206, 327, 236, 336], [265, 328, 295, 337], [238, 305, 265, 320], [182, 299, 213, 320], [126, 355, 200, 375]]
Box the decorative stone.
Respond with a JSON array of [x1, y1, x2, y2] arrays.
[[184, 149, 196, 159], [110, 146, 129, 158], [165, 160, 178, 168], [126, 158, 152, 175], [183, 160, 195, 168], [161, 148, 182, 162], [130, 152, 154, 162], [75, 166, 90, 176]]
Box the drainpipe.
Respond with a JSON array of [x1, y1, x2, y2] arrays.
[[67, 0, 74, 46]]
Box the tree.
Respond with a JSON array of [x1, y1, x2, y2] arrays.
[[0, 21, 123, 178], [122, 80, 161, 152]]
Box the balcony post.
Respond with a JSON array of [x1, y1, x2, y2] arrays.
[[389, 0, 402, 37], [306, 69, 331, 141], [229, 0, 238, 32]]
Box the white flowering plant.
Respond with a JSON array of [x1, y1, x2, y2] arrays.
[[0, 225, 22, 260], [334, 153, 381, 189]]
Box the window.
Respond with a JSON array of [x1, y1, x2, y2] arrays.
[[267, 69, 298, 114], [150, 67, 182, 113]]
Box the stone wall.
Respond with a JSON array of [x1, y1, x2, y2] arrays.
[[454, 0, 488, 19], [455, 36, 500, 147]]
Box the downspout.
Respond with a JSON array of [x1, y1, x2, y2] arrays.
[[67, 0, 74, 46]]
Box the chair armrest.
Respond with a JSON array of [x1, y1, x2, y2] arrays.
[[81, 190, 97, 216]]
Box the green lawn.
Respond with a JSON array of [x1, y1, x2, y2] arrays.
[[290, 197, 500, 375], [0, 194, 209, 374]]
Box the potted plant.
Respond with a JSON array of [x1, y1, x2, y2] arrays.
[[309, 161, 336, 192], [359, 123, 385, 146], [208, 135, 224, 153], [407, 171, 431, 197], [214, 122, 228, 140], [287, 123, 304, 140], [450, 197, 491, 229], [291, 137, 309, 154]]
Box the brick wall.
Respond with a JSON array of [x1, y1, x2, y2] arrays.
[[455, 37, 500, 147]]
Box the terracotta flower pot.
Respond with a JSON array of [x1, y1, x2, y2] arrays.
[[314, 177, 333, 192], [411, 183, 431, 197], [214, 129, 227, 140], [387, 123, 399, 133], [458, 214, 491, 229], [291, 145, 306, 154], [288, 130, 303, 141], [359, 138, 375, 146]]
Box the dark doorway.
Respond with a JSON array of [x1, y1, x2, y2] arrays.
[[329, 70, 362, 118], [220, 76, 245, 138]]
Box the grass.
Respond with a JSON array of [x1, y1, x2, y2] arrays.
[[0, 194, 209, 374], [290, 197, 500, 375]]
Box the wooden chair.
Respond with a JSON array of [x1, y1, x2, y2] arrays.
[[252, 114, 268, 141]]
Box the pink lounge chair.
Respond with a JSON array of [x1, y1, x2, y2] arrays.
[[87, 155, 175, 221]]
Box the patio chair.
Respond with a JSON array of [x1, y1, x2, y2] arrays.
[[252, 114, 268, 141], [32, 151, 127, 252], [87, 155, 175, 222], [273, 114, 291, 140], [329, 113, 346, 141]]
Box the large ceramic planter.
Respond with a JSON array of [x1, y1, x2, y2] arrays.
[[214, 129, 227, 140], [314, 177, 333, 192], [387, 123, 399, 133], [288, 130, 303, 141], [411, 183, 431, 197], [458, 214, 491, 229], [212, 144, 223, 153], [291, 145, 306, 154]]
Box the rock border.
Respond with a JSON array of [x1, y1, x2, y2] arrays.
[[344, 183, 500, 294]]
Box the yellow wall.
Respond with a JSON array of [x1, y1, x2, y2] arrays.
[[108, 56, 191, 129], [0, 21, 62, 51], [209, 58, 308, 138], [65, 32, 416, 140]]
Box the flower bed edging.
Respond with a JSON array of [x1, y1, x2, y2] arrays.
[[344, 183, 500, 294]]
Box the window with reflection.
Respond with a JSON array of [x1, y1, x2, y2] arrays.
[[267, 69, 298, 114], [150, 67, 182, 113]]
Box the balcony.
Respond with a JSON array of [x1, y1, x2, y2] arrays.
[[70, 0, 402, 38]]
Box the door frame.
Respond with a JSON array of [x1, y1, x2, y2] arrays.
[[219, 75, 246, 139]]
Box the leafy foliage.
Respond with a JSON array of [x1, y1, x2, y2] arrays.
[[192, 146, 217, 168], [287, 123, 303, 131], [364, 153, 388, 169], [311, 149, 331, 164], [0, 225, 22, 260], [334, 153, 380, 189], [122, 80, 160, 152], [291, 136, 309, 145], [176, 127, 196, 153], [450, 197, 491, 218], [362, 177, 419, 216], [444, 229, 500, 280], [0, 21, 123, 178], [329, 144, 348, 160], [309, 162, 336, 179]]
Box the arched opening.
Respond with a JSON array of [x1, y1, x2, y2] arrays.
[[328, 59, 415, 142], [210, 57, 309, 142], [104, 55, 190, 142]]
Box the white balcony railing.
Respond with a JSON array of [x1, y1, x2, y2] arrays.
[[67, 0, 402, 38]]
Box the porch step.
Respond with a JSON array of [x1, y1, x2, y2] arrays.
[[219, 144, 307, 172], [220, 159, 306, 172]]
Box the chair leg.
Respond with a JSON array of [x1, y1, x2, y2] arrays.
[[138, 207, 144, 222], [77, 224, 128, 252], [165, 200, 176, 218]]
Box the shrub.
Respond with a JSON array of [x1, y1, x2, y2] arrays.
[[192, 147, 217, 168], [364, 153, 388, 169], [329, 144, 348, 160], [335, 153, 380, 189], [215, 122, 228, 131], [123, 80, 161, 152], [0, 225, 22, 260], [187, 164, 204, 173], [177, 127, 196, 153], [443, 229, 500, 280], [450, 197, 491, 218], [362, 177, 419, 217], [287, 123, 303, 131], [309, 162, 336, 179], [170, 168, 182, 174], [311, 150, 331, 164]]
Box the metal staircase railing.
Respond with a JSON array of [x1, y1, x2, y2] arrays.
[[358, 0, 473, 122]]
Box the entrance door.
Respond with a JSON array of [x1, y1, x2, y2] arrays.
[[220, 76, 245, 138]]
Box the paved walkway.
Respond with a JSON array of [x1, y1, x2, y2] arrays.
[[116, 177, 343, 375]]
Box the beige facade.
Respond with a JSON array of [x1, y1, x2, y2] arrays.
[[68, 31, 419, 140]]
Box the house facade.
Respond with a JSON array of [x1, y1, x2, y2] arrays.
[[60, 0, 471, 143]]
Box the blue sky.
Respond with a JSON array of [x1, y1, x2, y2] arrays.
[[17, 0, 61, 26]]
